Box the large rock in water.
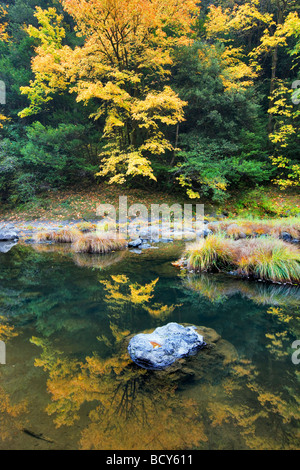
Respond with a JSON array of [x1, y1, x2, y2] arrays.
[[128, 322, 206, 370], [0, 240, 18, 253], [0, 223, 19, 241]]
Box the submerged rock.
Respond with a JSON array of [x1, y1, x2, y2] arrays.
[[129, 248, 142, 254], [128, 322, 206, 370]]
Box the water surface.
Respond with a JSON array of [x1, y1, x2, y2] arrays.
[[0, 243, 299, 450]]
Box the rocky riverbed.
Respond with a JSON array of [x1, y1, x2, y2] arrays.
[[1, 216, 299, 254]]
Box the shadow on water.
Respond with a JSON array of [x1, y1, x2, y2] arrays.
[[0, 244, 299, 449]]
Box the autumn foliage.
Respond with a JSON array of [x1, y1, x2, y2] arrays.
[[20, 0, 198, 184]]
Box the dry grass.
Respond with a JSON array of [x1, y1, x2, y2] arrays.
[[236, 237, 300, 283], [184, 234, 300, 283], [185, 234, 235, 272], [33, 227, 82, 243], [207, 217, 300, 240], [33, 230, 57, 242], [53, 227, 82, 243], [33, 225, 127, 256], [72, 232, 127, 254]]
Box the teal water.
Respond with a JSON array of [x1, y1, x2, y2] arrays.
[[0, 243, 299, 450]]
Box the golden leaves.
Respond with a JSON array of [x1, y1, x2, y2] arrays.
[[0, 317, 18, 343], [0, 386, 27, 442], [100, 274, 179, 321], [20, 0, 198, 183], [267, 307, 293, 323], [0, 6, 8, 42], [31, 335, 208, 449]]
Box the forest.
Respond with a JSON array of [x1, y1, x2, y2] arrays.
[[0, 0, 299, 210], [0, 0, 300, 453]]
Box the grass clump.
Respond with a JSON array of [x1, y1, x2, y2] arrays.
[[72, 232, 127, 254], [34, 227, 82, 243], [207, 216, 300, 240], [184, 234, 300, 284], [53, 227, 82, 243], [185, 235, 235, 272], [33, 226, 128, 255], [236, 238, 300, 283], [33, 230, 57, 242]]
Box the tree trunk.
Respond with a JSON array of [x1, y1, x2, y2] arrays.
[[267, 2, 284, 134], [267, 45, 278, 134], [170, 123, 179, 167]]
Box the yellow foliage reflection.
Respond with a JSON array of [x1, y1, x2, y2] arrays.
[[0, 386, 27, 443], [205, 353, 300, 450], [100, 275, 159, 308], [100, 274, 181, 318], [30, 309, 300, 450], [0, 319, 28, 443], [0, 317, 18, 343], [30, 337, 208, 449], [264, 306, 300, 361], [98, 275, 181, 348]]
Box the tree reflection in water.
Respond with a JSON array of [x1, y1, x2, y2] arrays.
[[0, 249, 299, 449], [97, 274, 181, 347], [183, 273, 300, 307], [30, 336, 210, 449], [30, 300, 300, 450], [0, 320, 27, 443]]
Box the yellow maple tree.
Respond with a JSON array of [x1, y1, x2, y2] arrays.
[[205, 0, 300, 187], [0, 7, 8, 129], [20, 0, 198, 184], [0, 6, 8, 42]]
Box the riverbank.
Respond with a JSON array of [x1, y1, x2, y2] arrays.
[[1, 185, 299, 282], [0, 185, 299, 221]]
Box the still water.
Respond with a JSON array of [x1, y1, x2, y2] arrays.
[[0, 242, 299, 450]]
